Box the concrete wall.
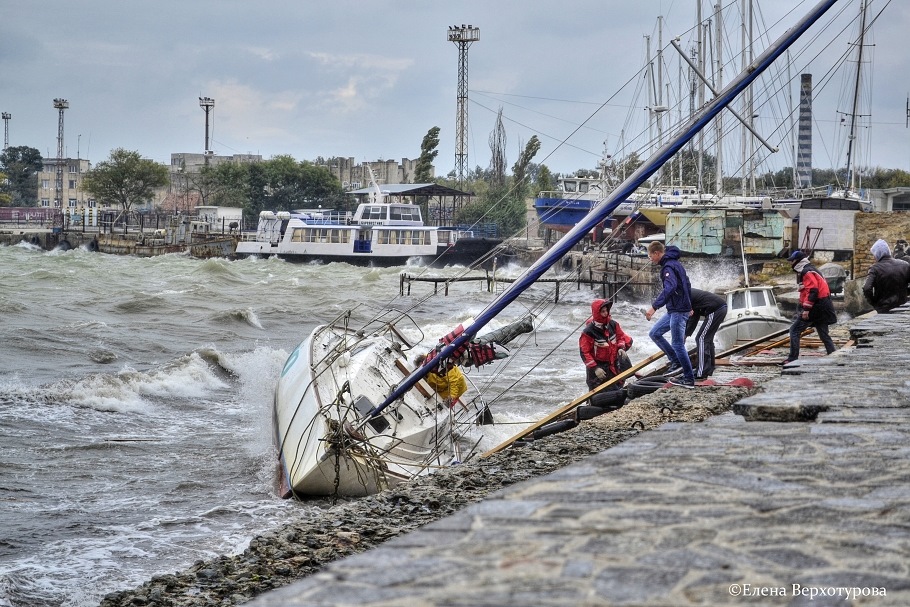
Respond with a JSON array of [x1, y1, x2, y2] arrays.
[[852, 211, 910, 278]]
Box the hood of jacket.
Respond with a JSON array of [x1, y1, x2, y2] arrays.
[[660, 245, 682, 264], [590, 298, 612, 324]]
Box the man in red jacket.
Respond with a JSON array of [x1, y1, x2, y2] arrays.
[[579, 298, 634, 389], [785, 250, 837, 364]]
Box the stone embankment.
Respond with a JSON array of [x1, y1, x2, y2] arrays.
[[101, 310, 910, 606], [98, 377, 761, 606]]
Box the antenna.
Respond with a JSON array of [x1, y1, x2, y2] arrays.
[[53, 98, 69, 209], [1, 112, 10, 150], [199, 97, 215, 166], [447, 24, 480, 193]]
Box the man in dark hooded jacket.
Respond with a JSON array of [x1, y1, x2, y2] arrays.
[[579, 298, 633, 389], [645, 242, 695, 387], [785, 250, 837, 364], [863, 239, 910, 313]]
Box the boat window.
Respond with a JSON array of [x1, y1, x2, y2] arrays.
[[564, 181, 577, 193], [390, 205, 420, 221], [364, 206, 386, 220], [750, 290, 767, 307], [579, 182, 589, 193], [730, 291, 747, 310]]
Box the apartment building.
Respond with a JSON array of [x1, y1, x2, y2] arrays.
[[37, 158, 93, 209]]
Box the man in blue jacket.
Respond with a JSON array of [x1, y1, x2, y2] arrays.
[[644, 242, 695, 388]]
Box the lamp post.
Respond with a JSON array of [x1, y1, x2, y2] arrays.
[[1, 112, 10, 150]]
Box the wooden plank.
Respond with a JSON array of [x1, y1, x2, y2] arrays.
[[394, 359, 432, 399], [481, 349, 666, 457]]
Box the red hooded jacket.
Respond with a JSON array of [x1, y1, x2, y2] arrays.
[[579, 299, 633, 374]]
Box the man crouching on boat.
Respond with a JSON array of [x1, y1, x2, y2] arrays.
[[579, 298, 634, 390], [414, 353, 468, 408]]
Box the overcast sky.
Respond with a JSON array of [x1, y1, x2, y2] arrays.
[[1, 0, 907, 179]]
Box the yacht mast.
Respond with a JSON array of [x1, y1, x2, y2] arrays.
[[844, 0, 868, 195], [714, 0, 724, 196]]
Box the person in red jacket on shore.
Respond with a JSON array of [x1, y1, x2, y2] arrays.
[[579, 298, 634, 389], [784, 250, 837, 364]]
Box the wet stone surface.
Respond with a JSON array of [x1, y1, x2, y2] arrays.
[[99, 379, 753, 607], [101, 308, 910, 606]]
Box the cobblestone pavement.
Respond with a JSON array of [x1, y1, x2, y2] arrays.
[[250, 307, 910, 607]]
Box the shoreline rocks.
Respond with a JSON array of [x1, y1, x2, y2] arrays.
[[99, 383, 758, 607]]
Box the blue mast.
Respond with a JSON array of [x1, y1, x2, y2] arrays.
[[369, 0, 840, 418]]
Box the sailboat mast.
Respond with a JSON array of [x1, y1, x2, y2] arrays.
[[844, 0, 868, 195], [369, 0, 842, 418], [714, 0, 724, 196]]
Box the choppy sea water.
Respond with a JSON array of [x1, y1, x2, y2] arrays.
[[0, 242, 746, 606]]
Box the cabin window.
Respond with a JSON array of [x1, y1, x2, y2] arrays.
[[564, 181, 577, 193], [750, 290, 767, 307], [579, 182, 589, 193], [731, 291, 747, 310], [364, 206, 386, 220]]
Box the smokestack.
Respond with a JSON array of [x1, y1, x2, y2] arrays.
[[796, 73, 812, 189]]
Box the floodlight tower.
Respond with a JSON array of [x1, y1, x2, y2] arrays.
[[2, 112, 10, 150], [448, 24, 480, 192], [53, 98, 69, 209], [199, 96, 215, 165]]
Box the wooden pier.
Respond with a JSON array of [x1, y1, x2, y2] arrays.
[[399, 269, 632, 303]]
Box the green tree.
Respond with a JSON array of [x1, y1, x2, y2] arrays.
[[0, 171, 11, 206], [415, 127, 440, 183], [535, 164, 555, 194], [488, 109, 507, 187], [0, 146, 43, 206], [511, 135, 541, 201], [203, 163, 250, 208], [82, 149, 169, 213]]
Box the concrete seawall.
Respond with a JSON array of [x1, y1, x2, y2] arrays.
[[249, 307, 910, 606]]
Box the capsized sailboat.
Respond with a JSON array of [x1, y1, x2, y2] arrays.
[[273, 0, 840, 498], [275, 310, 533, 497]]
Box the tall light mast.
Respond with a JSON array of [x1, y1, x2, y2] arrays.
[[199, 96, 215, 166], [447, 24, 480, 193], [53, 98, 69, 209], [2, 112, 10, 149]]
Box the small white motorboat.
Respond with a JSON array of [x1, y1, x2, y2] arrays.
[[715, 286, 791, 352]]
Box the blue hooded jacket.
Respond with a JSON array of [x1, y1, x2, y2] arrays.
[[652, 245, 692, 313]]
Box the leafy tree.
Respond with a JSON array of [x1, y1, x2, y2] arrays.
[[511, 135, 541, 201], [0, 171, 11, 206], [414, 127, 440, 183], [82, 149, 168, 213], [0, 146, 43, 206], [488, 108, 507, 187], [535, 164, 555, 194], [205, 163, 250, 208]]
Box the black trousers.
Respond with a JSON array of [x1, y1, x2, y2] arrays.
[[694, 305, 727, 378]]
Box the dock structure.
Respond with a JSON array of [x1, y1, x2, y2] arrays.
[[399, 269, 631, 303]]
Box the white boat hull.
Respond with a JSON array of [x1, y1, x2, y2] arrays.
[[274, 323, 485, 497], [715, 315, 791, 351]]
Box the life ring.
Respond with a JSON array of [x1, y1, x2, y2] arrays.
[[87, 239, 99, 252], [531, 419, 577, 440]]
